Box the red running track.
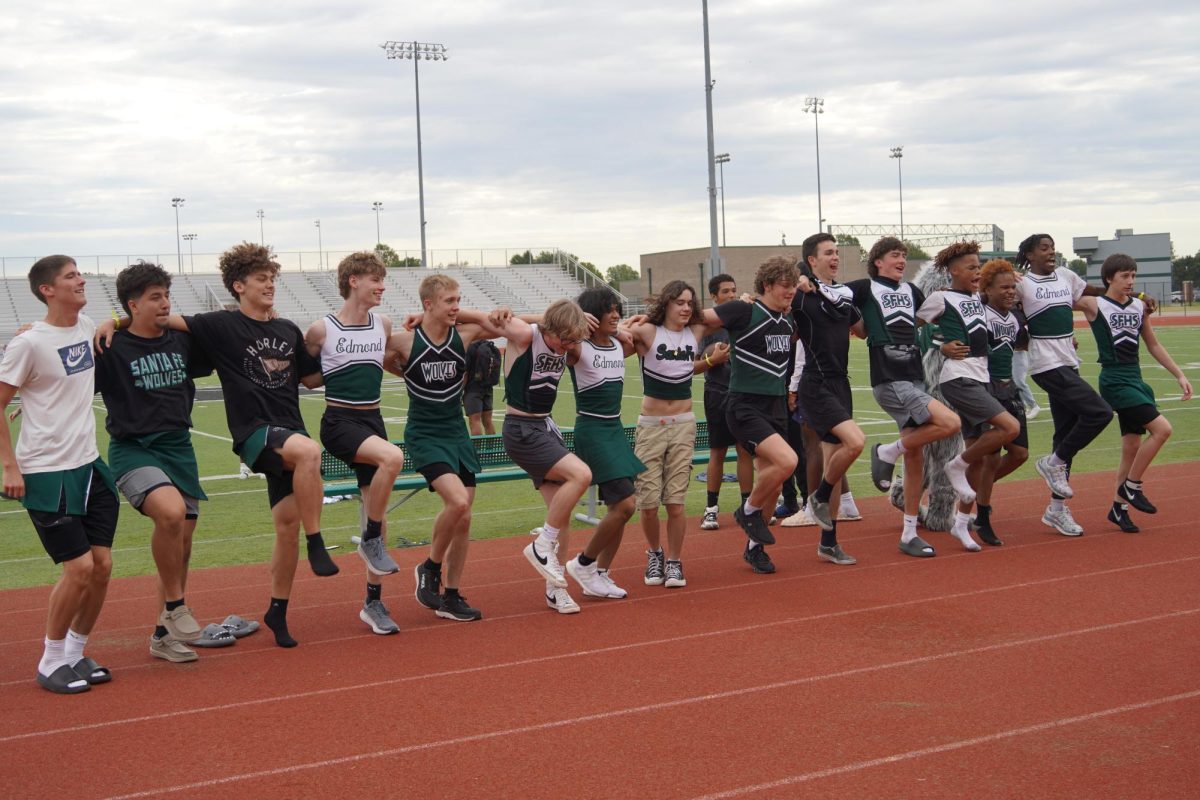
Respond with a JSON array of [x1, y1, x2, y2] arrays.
[[1, 465, 1198, 799]]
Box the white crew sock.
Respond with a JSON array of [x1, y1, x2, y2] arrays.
[[901, 514, 918, 542], [540, 523, 560, 541], [38, 638, 71, 677], [1049, 498, 1065, 513], [742, 500, 760, 516], [64, 629, 87, 663], [878, 439, 906, 464], [1048, 452, 1067, 468]]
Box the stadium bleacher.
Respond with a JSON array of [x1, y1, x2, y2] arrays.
[[0, 265, 615, 341]]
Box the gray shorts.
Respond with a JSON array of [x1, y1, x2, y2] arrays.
[[463, 384, 494, 415], [940, 377, 1006, 431], [116, 466, 200, 519], [872, 380, 934, 429], [502, 415, 570, 489]]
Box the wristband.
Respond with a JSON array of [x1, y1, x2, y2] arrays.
[[1137, 292, 1146, 300], [704, 354, 713, 366], [111, 310, 121, 324]]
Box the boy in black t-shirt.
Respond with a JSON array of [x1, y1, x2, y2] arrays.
[[95, 262, 229, 663], [99, 243, 326, 648]]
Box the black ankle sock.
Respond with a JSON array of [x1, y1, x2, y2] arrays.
[[814, 480, 834, 504], [153, 625, 168, 639], [1112, 501, 1124, 515], [578, 553, 596, 567], [306, 532, 339, 576], [165, 598, 184, 612], [820, 521, 837, 549], [264, 598, 297, 648], [444, 587, 461, 599], [366, 583, 381, 603], [976, 504, 992, 524], [423, 557, 442, 574], [707, 491, 720, 507], [363, 518, 383, 542], [740, 492, 750, 503]]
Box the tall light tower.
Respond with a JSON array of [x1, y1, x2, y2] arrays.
[[372, 201, 383, 246], [700, 0, 722, 282], [890, 146, 904, 241], [714, 153, 730, 247], [381, 40, 448, 269], [171, 198, 185, 275], [314, 220, 323, 269], [256, 209, 265, 245], [804, 97, 824, 231], [182, 233, 197, 273]]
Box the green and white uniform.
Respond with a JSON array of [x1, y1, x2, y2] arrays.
[[1090, 295, 1155, 410], [320, 312, 386, 406], [1015, 268, 1087, 376], [404, 325, 479, 473], [504, 325, 567, 415], [918, 289, 990, 384], [570, 339, 645, 484], [724, 300, 794, 396], [640, 326, 697, 399]]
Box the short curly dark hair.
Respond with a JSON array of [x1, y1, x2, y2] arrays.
[[753, 256, 800, 295], [116, 260, 171, 315], [577, 285, 623, 320], [218, 242, 279, 300], [336, 251, 387, 299], [933, 240, 981, 271], [866, 237, 907, 278]]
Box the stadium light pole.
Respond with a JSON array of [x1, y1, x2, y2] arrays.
[[381, 40, 448, 269], [372, 201, 383, 245], [701, 0, 721, 282], [314, 220, 323, 269], [182, 233, 197, 273], [890, 146, 904, 241], [714, 153, 730, 247], [171, 198, 185, 275], [804, 97, 824, 231], [256, 209, 265, 245]]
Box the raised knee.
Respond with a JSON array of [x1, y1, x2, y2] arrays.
[[384, 450, 405, 474]]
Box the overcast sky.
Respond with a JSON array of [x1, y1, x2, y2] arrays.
[[2, 0, 1197, 274]]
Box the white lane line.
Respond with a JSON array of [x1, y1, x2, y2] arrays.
[[2, 560, 1195, 738], [687, 689, 1200, 800], [91, 610, 1200, 800]]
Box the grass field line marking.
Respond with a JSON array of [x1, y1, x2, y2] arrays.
[[82, 612, 1200, 799], [188, 428, 233, 443], [686, 688, 1200, 800], [3, 553, 1197, 728]]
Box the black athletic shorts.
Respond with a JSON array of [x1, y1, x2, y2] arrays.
[[799, 374, 854, 444], [321, 406, 388, 487], [417, 462, 478, 490], [29, 473, 120, 564], [725, 392, 788, 456], [970, 381, 1029, 450], [703, 385, 737, 449], [248, 427, 305, 508], [1116, 403, 1160, 436], [598, 476, 636, 505]]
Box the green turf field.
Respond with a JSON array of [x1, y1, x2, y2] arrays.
[[2, 326, 1198, 590]]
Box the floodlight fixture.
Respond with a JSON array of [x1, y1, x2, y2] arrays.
[[890, 146, 904, 240], [714, 153, 731, 246], [171, 198, 185, 275], [803, 97, 826, 231]]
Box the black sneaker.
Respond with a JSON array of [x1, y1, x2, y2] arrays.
[[733, 507, 776, 546], [976, 521, 1004, 546], [743, 545, 776, 574], [1107, 505, 1140, 533], [1117, 483, 1157, 514], [436, 593, 483, 622], [414, 562, 442, 609]]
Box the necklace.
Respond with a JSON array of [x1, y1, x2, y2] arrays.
[[661, 325, 686, 358]]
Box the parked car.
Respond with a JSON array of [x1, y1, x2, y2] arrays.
[[1170, 291, 1183, 303]]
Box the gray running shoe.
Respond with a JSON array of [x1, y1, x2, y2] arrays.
[[817, 543, 857, 565], [1035, 455, 1074, 499], [810, 500, 834, 532], [359, 599, 400, 634], [1041, 505, 1084, 536], [358, 536, 400, 576]]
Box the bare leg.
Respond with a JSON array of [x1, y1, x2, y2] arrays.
[[268, 496, 301, 600], [1127, 416, 1172, 483], [142, 487, 188, 601], [71, 545, 112, 636], [279, 434, 323, 535]]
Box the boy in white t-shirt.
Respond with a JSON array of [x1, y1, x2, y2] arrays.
[[0, 255, 120, 695]]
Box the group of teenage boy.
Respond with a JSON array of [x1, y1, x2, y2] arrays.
[[1, 231, 1190, 694]]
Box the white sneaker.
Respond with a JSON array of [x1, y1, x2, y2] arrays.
[[780, 502, 818, 527], [1035, 455, 1073, 498], [839, 500, 863, 521], [567, 555, 614, 598], [238, 463, 252, 480], [700, 506, 720, 530], [1042, 505, 1084, 536], [944, 458, 977, 504], [597, 569, 627, 599], [524, 536, 567, 587], [1026, 403, 1041, 420], [546, 585, 581, 614]]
